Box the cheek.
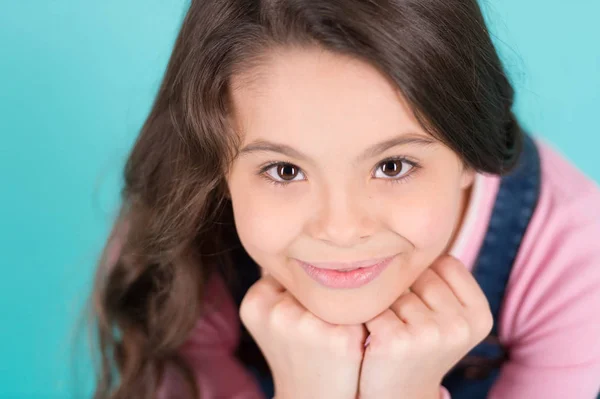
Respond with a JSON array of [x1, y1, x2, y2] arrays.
[[385, 179, 462, 254], [229, 180, 303, 259]]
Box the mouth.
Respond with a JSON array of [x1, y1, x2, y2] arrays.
[[298, 256, 397, 271], [296, 254, 398, 289]]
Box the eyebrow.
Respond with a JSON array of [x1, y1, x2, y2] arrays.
[[238, 134, 437, 163]]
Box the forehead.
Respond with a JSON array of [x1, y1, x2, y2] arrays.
[[229, 47, 426, 149]]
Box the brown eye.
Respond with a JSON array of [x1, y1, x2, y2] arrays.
[[264, 162, 306, 183], [381, 160, 403, 177], [374, 159, 414, 179], [277, 164, 298, 180]]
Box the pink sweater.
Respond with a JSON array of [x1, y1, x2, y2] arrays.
[[119, 137, 600, 398]]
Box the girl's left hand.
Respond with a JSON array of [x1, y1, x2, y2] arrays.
[[358, 255, 493, 399]]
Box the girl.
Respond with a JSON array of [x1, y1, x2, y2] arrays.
[[88, 0, 600, 398]]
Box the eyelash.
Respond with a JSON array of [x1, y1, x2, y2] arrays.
[[257, 157, 421, 188]]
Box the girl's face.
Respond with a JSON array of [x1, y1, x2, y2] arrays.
[[227, 47, 474, 325]]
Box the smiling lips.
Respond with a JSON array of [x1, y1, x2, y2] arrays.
[[296, 255, 397, 289]]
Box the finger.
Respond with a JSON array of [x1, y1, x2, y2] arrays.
[[361, 324, 371, 347], [429, 255, 488, 309], [365, 308, 405, 339], [256, 273, 286, 296], [271, 290, 307, 327], [410, 266, 463, 314], [389, 292, 433, 327], [240, 274, 286, 324]]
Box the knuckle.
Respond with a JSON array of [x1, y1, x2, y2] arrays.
[[477, 308, 494, 336], [296, 310, 322, 338], [420, 270, 440, 288], [445, 316, 472, 346], [270, 295, 297, 331], [387, 327, 411, 355], [328, 326, 356, 352], [398, 292, 420, 310], [395, 294, 424, 317], [368, 309, 397, 336], [420, 321, 442, 344], [448, 316, 471, 339], [470, 306, 494, 338], [441, 254, 464, 270], [465, 298, 494, 335], [239, 289, 263, 327]]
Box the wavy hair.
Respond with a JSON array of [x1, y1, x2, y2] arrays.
[[86, 0, 523, 397]]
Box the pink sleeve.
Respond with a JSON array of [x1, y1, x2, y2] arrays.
[[489, 181, 600, 398], [158, 272, 265, 399]]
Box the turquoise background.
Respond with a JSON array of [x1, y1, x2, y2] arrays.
[[0, 0, 598, 397]]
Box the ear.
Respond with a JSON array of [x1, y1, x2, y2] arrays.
[[459, 166, 476, 189]]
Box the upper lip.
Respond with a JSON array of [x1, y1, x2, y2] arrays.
[[296, 255, 397, 270]]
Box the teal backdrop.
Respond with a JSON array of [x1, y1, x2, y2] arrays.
[[1, 0, 598, 397]]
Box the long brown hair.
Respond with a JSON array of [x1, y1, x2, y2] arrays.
[[86, 0, 523, 398]]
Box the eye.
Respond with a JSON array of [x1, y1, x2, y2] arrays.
[[373, 158, 416, 180], [264, 162, 306, 183]]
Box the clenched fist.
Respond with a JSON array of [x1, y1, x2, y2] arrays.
[[240, 274, 368, 399], [359, 255, 493, 399]]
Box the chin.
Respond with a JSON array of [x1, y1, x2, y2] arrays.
[[302, 296, 390, 325], [310, 303, 380, 325]]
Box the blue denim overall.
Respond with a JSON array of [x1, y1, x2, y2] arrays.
[[231, 133, 541, 399], [441, 133, 541, 397]]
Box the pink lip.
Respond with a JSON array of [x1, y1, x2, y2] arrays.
[[297, 255, 397, 289]]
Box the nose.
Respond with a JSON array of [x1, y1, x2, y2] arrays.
[[307, 184, 376, 248]]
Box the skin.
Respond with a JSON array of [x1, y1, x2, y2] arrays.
[[240, 257, 493, 399], [228, 46, 492, 398], [227, 46, 475, 324]]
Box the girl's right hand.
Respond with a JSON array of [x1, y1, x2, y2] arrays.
[[240, 274, 367, 399]]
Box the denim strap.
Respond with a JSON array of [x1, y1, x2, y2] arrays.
[[442, 133, 541, 398]]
